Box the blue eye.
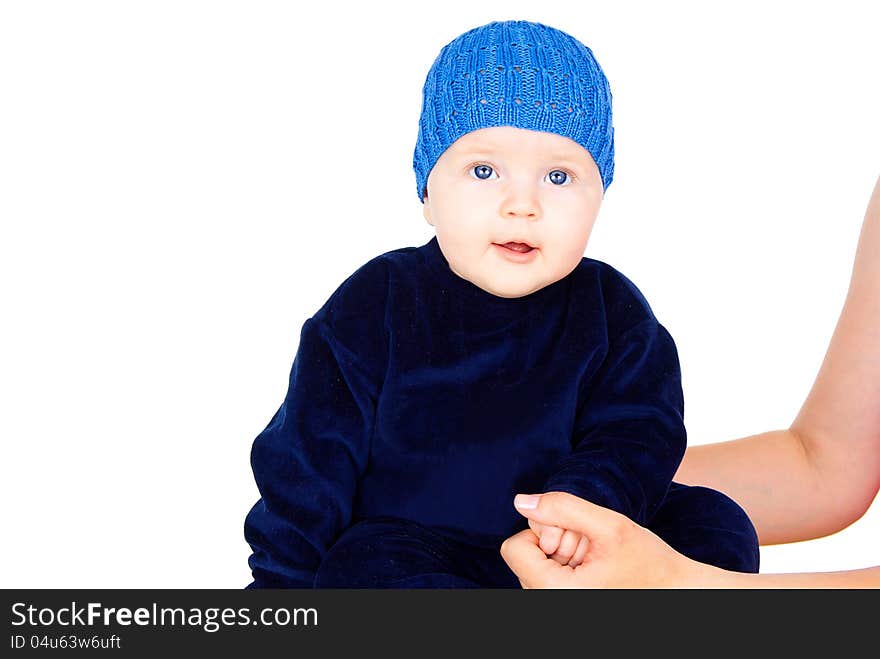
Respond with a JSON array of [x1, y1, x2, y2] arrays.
[[547, 169, 570, 186], [471, 164, 495, 180], [468, 164, 575, 185]]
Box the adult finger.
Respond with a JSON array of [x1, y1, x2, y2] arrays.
[[513, 491, 628, 542]]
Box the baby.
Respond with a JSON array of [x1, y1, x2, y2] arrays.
[[244, 19, 759, 588]]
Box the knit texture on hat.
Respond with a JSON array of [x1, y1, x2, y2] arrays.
[[413, 20, 615, 202]]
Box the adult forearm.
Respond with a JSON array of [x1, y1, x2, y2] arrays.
[[678, 176, 880, 545], [675, 430, 825, 545], [693, 562, 880, 588]]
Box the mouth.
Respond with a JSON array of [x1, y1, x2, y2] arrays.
[[494, 241, 537, 253]]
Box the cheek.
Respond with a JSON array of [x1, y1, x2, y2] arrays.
[[439, 194, 489, 232], [550, 206, 595, 240], [544, 218, 595, 265], [555, 242, 589, 272], [433, 185, 467, 217], [561, 199, 600, 242]]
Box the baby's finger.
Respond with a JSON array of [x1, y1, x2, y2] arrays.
[[538, 525, 563, 555], [550, 530, 581, 565], [528, 519, 545, 537], [569, 535, 590, 567], [500, 529, 570, 589]]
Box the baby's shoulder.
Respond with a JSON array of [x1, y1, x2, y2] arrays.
[[571, 256, 658, 332], [311, 242, 425, 325], [313, 250, 394, 329]]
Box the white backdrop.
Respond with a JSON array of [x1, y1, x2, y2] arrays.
[[2, 0, 878, 587]]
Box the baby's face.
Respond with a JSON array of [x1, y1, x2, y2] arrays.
[[423, 126, 604, 299]]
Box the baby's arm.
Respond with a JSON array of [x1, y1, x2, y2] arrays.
[[244, 260, 388, 588], [541, 317, 686, 528], [244, 316, 379, 587]]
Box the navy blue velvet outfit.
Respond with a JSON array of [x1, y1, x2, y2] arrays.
[[244, 237, 759, 588]]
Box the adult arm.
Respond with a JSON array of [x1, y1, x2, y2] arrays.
[[501, 491, 880, 587], [675, 175, 880, 545]]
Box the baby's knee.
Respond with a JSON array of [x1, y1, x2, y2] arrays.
[[650, 483, 760, 574], [313, 517, 472, 588]]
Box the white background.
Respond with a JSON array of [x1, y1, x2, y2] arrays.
[[2, 0, 878, 587]]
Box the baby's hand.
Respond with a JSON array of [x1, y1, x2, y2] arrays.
[[528, 519, 590, 567]]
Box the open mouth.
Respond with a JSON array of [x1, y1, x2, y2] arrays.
[[497, 242, 536, 253]]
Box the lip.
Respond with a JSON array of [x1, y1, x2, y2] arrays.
[[492, 242, 539, 263], [496, 239, 538, 249]]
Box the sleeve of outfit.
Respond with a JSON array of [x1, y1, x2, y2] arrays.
[[542, 290, 686, 526], [243, 260, 388, 588]]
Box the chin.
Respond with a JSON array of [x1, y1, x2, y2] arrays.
[[491, 291, 526, 299], [487, 283, 539, 299]]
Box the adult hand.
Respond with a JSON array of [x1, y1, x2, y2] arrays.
[[500, 492, 708, 588]]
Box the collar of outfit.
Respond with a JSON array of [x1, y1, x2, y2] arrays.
[[418, 235, 570, 324]]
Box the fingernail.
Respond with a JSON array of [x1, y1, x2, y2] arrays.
[[514, 494, 541, 510]]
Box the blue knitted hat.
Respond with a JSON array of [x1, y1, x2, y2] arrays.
[[413, 20, 615, 203]]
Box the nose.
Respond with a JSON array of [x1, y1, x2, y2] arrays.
[[501, 185, 541, 220]]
